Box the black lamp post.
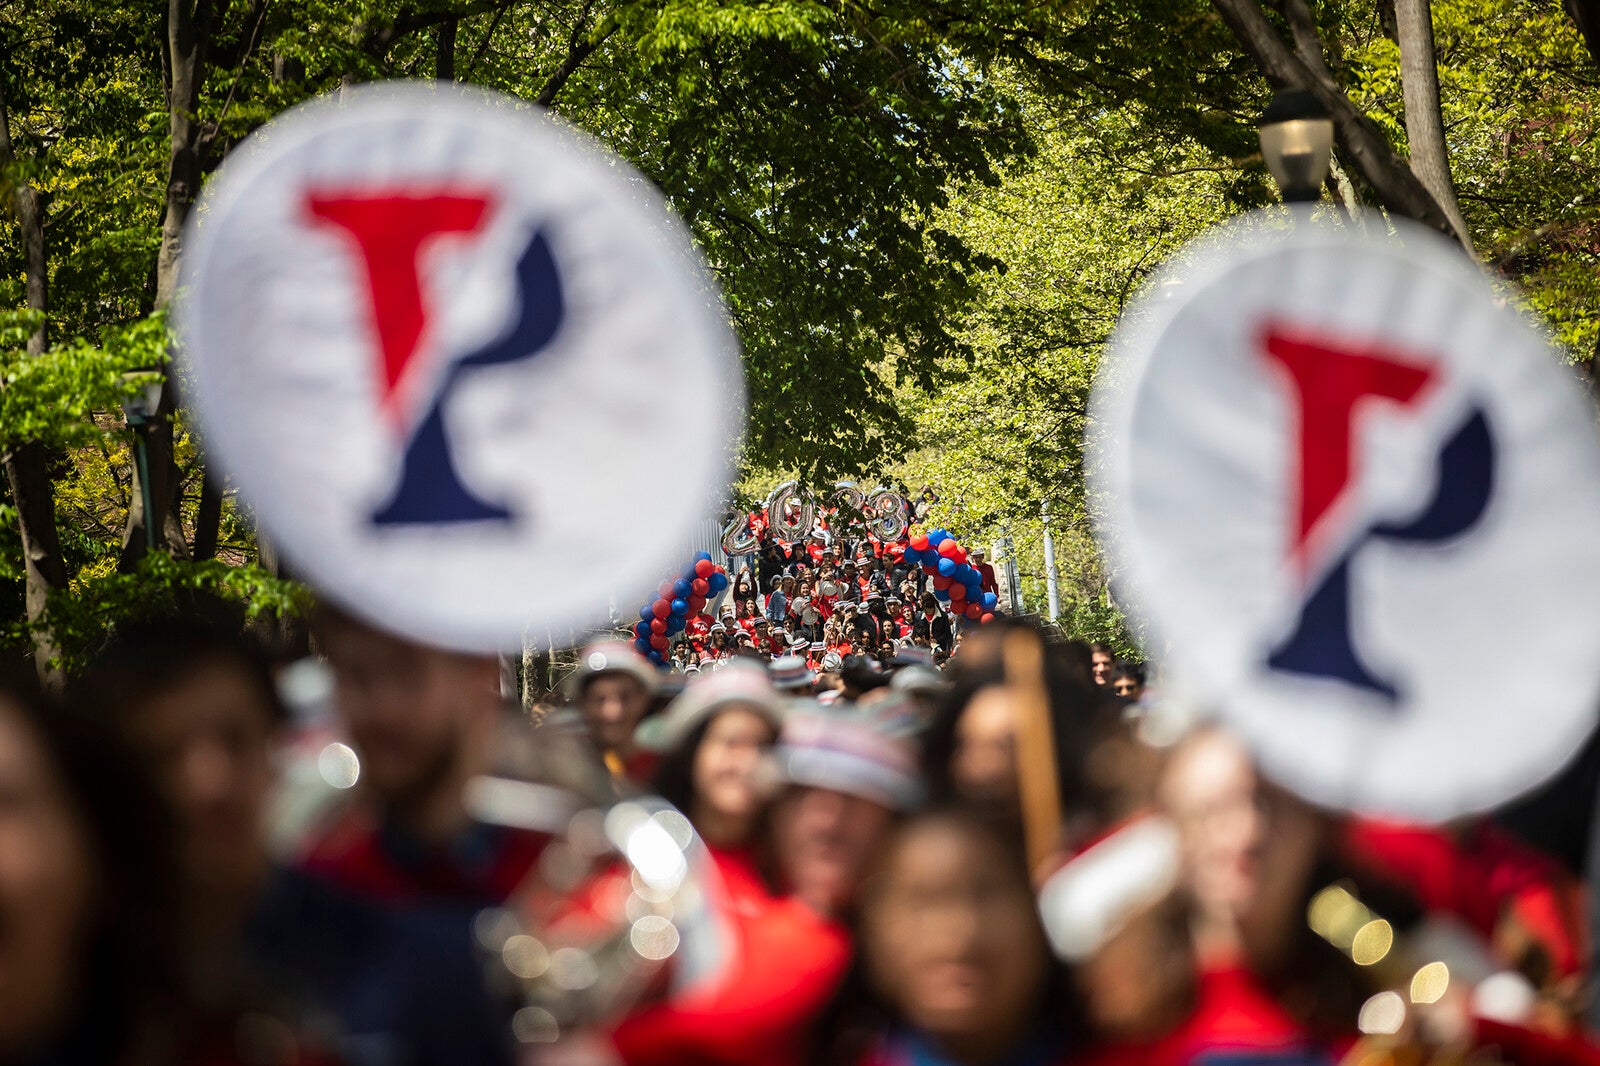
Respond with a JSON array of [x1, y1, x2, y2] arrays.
[[1258, 89, 1335, 203], [121, 373, 164, 558]]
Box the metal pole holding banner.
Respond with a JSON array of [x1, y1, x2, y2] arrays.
[[1041, 504, 1060, 622]]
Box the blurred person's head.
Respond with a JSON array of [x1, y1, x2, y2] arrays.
[[768, 712, 918, 918], [314, 606, 502, 839], [76, 617, 283, 927], [0, 673, 177, 1059], [858, 808, 1056, 1062], [649, 664, 785, 848], [1110, 661, 1146, 700], [1158, 726, 1263, 936], [947, 685, 1020, 813], [569, 642, 657, 757], [1089, 643, 1116, 686]]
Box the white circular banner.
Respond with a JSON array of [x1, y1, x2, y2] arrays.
[[1092, 212, 1600, 820], [177, 82, 744, 652]]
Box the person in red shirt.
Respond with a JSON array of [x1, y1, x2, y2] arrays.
[[298, 607, 548, 907], [970, 548, 999, 597], [605, 704, 918, 1066]]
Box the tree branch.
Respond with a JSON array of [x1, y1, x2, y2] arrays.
[[1210, 0, 1459, 240]]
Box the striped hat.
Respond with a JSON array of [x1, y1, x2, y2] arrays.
[[768, 654, 814, 691], [770, 709, 923, 810]]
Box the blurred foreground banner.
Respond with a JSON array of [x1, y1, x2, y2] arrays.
[[1092, 212, 1600, 821], [177, 81, 744, 652]]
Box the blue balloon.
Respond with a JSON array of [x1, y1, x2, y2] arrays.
[[695, 551, 713, 563], [635, 638, 651, 654], [672, 578, 690, 597], [902, 547, 922, 566], [963, 570, 982, 588], [934, 588, 950, 601], [936, 557, 957, 577], [709, 572, 729, 593], [639, 605, 654, 623], [671, 598, 688, 616], [982, 592, 998, 610], [667, 616, 685, 635], [928, 529, 949, 546]]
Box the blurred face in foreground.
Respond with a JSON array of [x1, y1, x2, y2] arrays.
[[772, 786, 893, 918], [581, 674, 651, 754], [690, 707, 776, 846], [950, 685, 1019, 812], [0, 699, 94, 1055], [862, 815, 1048, 1061], [1159, 728, 1263, 929], [1091, 650, 1115, 686], [123, 659, 275, 907], [320, 616, 500, 814]]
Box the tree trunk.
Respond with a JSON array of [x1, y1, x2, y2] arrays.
[[124, 0, 218, 567], [0, 87, 69, 685], [1210, 0, 1460, 241], [192, 462, 223, 560], [1394, 0, 1473, 252], [1569, 0, 1600, 67], [436, 18, 457, 81]]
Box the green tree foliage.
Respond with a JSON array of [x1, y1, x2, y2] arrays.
[[5, 0, 1600, 666]]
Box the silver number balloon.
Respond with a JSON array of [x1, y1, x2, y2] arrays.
[[766, 480, 815, 544]]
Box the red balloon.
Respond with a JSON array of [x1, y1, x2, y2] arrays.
[[695, 559, 714, 579], [652, 600, 671, 618], [965, 603, 983, 620], [650, 618, 667, 635], [949, 583, 967, 601], [937, 539, 959, 558], [688, 595, 706, 613], [650, 634, 668, 650], [910, 534, 930, 552], [692, 578, 710, 596], [932, 575, 953, 591], [922, 563, 939, 575], [980, 612, 995, 623], [950, 546, 968, 565], [658, 582, 675, 600]]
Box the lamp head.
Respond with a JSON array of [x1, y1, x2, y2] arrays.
[[1258, 89, 1335, 203]]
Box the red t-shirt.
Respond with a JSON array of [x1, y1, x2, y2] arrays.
[[1077, 967, 1332, 1066], [609, 888, 851, 1066], [298, 806, 548, 906]]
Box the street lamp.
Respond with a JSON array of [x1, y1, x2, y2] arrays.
[[1258, 89, 1335, 203], [121, 372, 164, 557]]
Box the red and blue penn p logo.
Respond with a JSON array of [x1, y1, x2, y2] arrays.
[[1095, 216, 1600, 820], [177, 83, 745, 652], [1261, 323, 1495, 702], [304, 191, 565, 526]]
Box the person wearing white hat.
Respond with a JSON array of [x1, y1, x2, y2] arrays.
[[640, 662, 789, 909], [565, 640, 659, 785]]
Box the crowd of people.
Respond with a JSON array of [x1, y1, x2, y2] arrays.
[[678, 522, 999, 676], [0, 590, 1597, 1066]]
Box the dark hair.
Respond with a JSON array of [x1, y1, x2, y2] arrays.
[[807, 804, 1074, 1065], [921, 618, 1105, 818], [1088, 641, 1115, 660], [0, 668, 181, 1055], [74, 614, 287, 727], [1110, 661, 1146, 686], [653, 708, 778, 834]]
